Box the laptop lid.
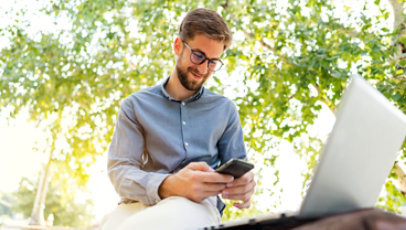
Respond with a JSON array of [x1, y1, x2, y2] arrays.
[[299, 75, 406, 217]]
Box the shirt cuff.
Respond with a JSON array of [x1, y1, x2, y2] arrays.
[[146, 172, 171, 205]]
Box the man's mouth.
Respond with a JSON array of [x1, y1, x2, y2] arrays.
[[191, 71, 203, 79]]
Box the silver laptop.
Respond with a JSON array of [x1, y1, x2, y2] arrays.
[[204, 75, 406, 229], [300, 75, 406, 217]]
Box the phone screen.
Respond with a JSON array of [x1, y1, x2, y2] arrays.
[[216, 159, 254, 178]]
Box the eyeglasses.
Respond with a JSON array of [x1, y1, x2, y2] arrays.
[[182, 41, 224, 72]]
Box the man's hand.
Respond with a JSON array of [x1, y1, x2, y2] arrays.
[[158, 162, 234, 203], [221, 171, 256, 209]]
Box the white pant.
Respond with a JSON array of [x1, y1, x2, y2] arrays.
[[101, 196, 221, 230]]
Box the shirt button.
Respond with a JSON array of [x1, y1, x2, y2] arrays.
[[181, 102, 186, 106], [182, 121, 186, 125], [185, 142, 189, 147]]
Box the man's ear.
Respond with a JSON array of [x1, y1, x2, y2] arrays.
[[174, 37, 182, 56]]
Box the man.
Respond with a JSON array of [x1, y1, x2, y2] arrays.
[[103, 8, 256, 230]]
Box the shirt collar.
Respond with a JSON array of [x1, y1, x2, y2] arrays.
[[160, 76, 204, 103]]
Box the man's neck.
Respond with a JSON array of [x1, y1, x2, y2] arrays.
[[165, 71, 197, 101]]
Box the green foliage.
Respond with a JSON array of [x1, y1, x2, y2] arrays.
[[377, 180, 406, 213], [11, 171, 94, 227], [222, 199, 264, 220], [1, 0, 406, 223]]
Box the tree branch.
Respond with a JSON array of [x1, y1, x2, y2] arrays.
[[242, 30, 289, 64], [389, 0, 406, 65], [221, 0, 229, 10], [394, 162, 406, 195], [314, 82, 336, 114], [388, 0, 406, 194], [388, 0, 404, 29], [0, 199, 11, 208]]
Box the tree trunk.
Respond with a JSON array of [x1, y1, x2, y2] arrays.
[[388, 0, 406, 195], [394, 162, 406, 194], [389, 0, 403, 29], [29, 118, 59, 226], [29, 161, 50, 225], [0, 199, 11, 207]]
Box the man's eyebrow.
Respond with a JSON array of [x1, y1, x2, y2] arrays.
[[192, 48, 221, 60]]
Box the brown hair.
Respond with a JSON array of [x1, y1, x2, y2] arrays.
[[179, 8, 232, 50]]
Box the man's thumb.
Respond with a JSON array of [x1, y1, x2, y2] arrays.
[[187, 162, 215, 172]]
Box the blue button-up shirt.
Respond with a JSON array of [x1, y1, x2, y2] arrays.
[[107, 77, 247, 213]]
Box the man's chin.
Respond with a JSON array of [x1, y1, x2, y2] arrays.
[[186, 75, 204, 90], [186, 83, 202, 92], [176, 68, 206, 91]]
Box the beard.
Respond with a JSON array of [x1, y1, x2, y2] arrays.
[[176, 64, 209, 92]]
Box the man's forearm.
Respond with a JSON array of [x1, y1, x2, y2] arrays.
[[108, 158, 170, 205]]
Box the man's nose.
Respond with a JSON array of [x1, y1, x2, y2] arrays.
[[196, 60, 209, 75]]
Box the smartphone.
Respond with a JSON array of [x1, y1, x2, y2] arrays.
[[216, 158, 254, 178]]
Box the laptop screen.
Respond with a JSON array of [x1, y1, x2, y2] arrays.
[[299, 75, 406, 217]]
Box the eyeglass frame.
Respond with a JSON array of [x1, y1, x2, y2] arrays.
[[181, 40, 224, 72]]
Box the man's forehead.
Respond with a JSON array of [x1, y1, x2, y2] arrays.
[[185, 35, 224, 59]]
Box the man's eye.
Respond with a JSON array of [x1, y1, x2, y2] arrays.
[[193, 52, 204, 60], [208, 60, 217, 66]]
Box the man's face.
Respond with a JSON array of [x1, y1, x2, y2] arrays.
[[175, 35, 224, 92]]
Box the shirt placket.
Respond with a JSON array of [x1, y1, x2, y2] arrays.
[[180, 101, 189, 154]]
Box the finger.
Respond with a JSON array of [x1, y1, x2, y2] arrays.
[[187, 162, 214, 172], [190, 190, 224, 203], [223, 180, 256, 196], [233, 200, 251, 209], [226, 171, 254, 187], [196, 171, 234, 183], [202, 182, 227, 192], [222, 184, 255, 202], [222, 190, 252, 201], [187, 181, 225, 200]]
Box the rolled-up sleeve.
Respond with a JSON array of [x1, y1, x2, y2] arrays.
[[107, 97, 170, 205]]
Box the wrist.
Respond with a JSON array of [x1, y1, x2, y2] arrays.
[[158, 174, 176, 199]]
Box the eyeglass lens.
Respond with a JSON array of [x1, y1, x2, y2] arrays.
[[183, 41, 223, 71]]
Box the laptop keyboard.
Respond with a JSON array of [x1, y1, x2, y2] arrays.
[[201, 213, 320, 230]]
